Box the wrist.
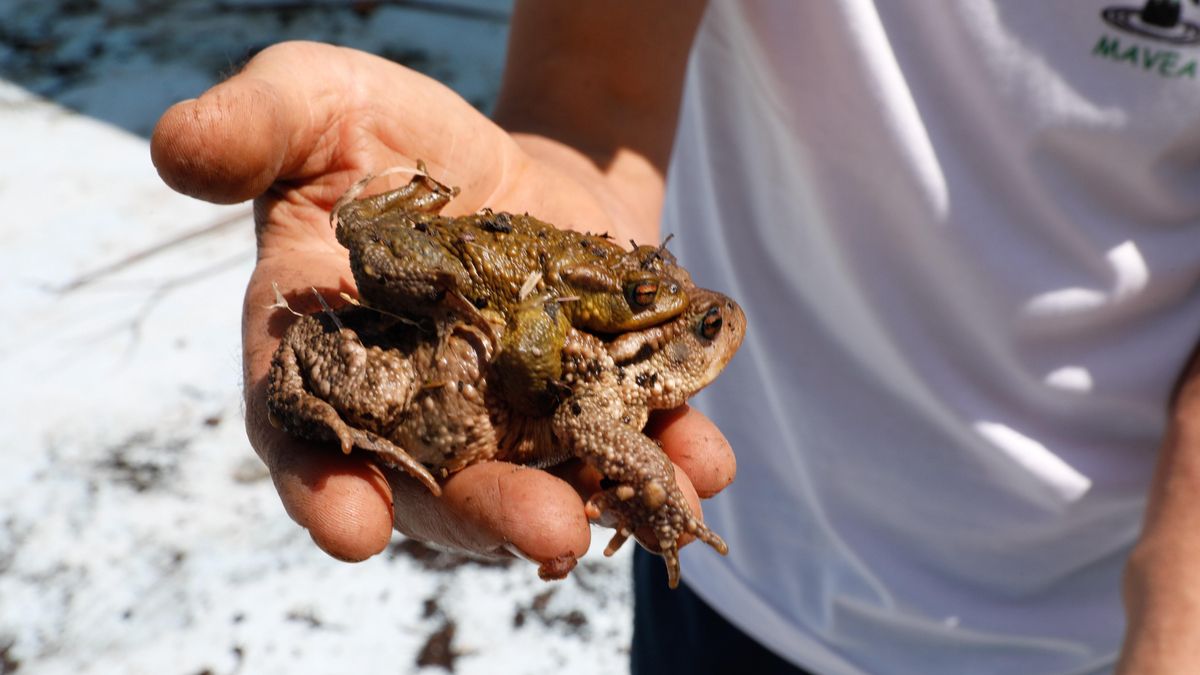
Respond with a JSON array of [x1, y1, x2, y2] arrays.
[[1117, 529, 1200, 671]]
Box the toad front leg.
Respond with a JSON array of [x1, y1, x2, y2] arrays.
[[552, 391, 728, 588], [332, 162, 458, 236]]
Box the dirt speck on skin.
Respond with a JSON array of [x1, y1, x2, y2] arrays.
[[416, 620, 458, 672]]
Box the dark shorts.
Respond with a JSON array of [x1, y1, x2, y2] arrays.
[[631, 547, 817, 675]]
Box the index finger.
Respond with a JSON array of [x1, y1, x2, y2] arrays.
[[150, 61, 300, 204], [389, 461, 593, 580]]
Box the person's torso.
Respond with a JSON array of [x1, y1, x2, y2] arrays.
[[666, 2, 1200, 673]]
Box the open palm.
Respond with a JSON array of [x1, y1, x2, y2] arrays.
[[151, 42, 733, 576]]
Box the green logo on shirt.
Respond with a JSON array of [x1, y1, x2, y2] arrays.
[[1094, 0, 1200, 77]]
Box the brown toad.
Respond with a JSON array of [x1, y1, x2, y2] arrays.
[[267, 287, 745, 587], [332, 166, 689, 413]]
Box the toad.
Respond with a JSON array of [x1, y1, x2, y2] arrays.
[[331, 166, 690, 414], [267, 286, 745, 587]]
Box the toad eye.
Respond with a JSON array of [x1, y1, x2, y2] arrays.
[[626, 280, 659, 308], [699, 306, 723, 340]]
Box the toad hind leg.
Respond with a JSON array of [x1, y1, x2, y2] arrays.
[[552, 392, 727, 588], [267, 321, 441, 496]]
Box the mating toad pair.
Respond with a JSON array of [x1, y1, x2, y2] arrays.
[[266, 165, 745, 587]]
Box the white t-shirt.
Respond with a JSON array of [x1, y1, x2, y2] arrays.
[[666, 2, 1200, 674]]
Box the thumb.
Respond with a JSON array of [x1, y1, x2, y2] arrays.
[[150, 73, 294, 204], [150, 42, 353, 204]]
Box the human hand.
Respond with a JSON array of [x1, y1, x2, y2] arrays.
[[150, 41, 734, 575]]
